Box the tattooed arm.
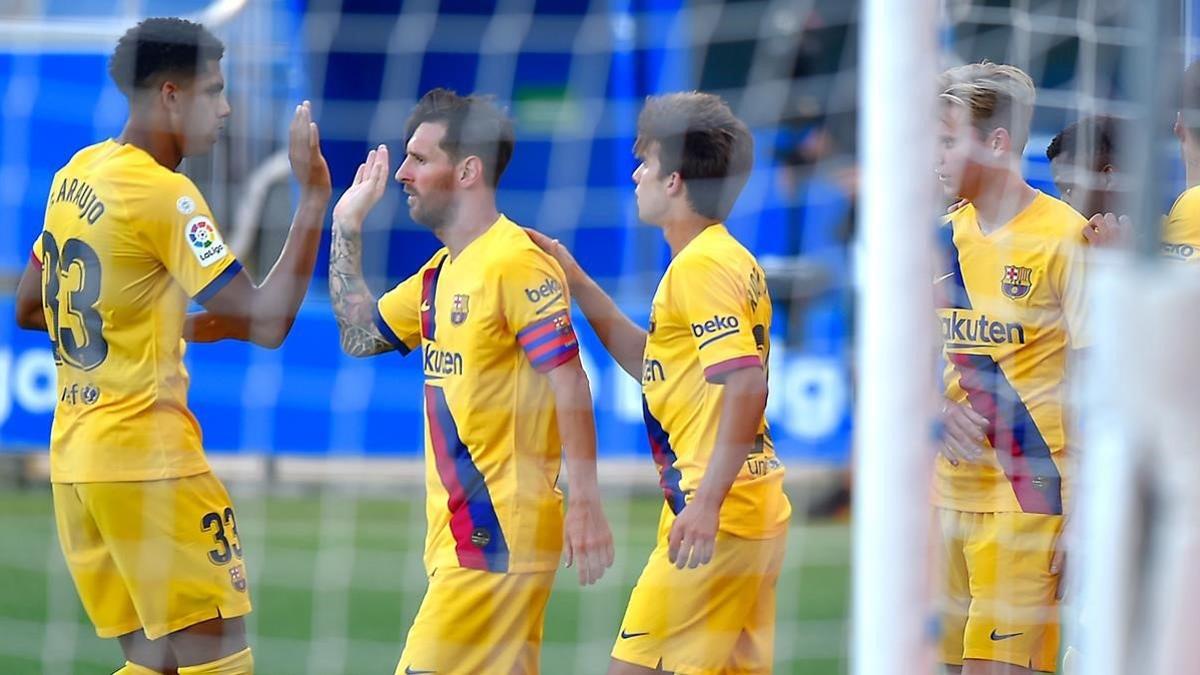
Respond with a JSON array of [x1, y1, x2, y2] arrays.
[[328, 144, 398, 357], [329, 223, 395, 356]]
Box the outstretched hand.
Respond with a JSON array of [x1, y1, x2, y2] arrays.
[[333, 145, 391, 229]]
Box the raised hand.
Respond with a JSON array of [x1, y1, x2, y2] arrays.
[[333, 145, 391, 229], [288, 101, 332, 199]]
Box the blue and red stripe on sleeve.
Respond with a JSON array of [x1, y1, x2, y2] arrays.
[[516, 309, 579, 372]]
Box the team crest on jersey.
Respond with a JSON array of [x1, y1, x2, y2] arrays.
[[186, 216, 228, 267], [1001, 265, 1033, 300], [451, 294, 469, 325], [229, 565, 247, 592]]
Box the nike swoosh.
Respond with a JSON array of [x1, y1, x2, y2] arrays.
[[405, 667, 436, 675], [934, 272, 956, 284], [989, 629, 1023, 641], [420, 302, 431, 312], [620, 630, 649, 639]]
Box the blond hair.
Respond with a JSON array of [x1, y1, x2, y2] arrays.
[[938, 61, 1036, 153]]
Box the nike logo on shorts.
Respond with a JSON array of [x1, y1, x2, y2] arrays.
[[989, 629, 1023, 641], [620, 630, 649, 639]]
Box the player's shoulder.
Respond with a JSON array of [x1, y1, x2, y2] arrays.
[[675, 224, 756, 275], [485, 216, 565, 273], [1168, 185, 1200, 219], [1032, 191, 1087, 233]]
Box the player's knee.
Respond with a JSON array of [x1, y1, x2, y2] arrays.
[[117, 629, 176, 674], [168, 617, 249, 671], [176, 647, 252, 675]]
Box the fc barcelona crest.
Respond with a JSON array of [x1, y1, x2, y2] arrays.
[[451, 294, 469, 325], [1001, 265, 1033, 300]]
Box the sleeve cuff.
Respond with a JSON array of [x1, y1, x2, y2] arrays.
[[373, 304, 412, 356], [30, 251, 42, 271], [193, 259, 242, 305], [703, 355, 763, 383]]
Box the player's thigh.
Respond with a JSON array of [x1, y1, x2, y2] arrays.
[[52, 483, 141, 638], [76, 473, 253, 640], [938, 508, 976, 667], [726, 531, 788, 674], [961, 512, 1061, 669], [612, 532, 783, 675], [397, 567, 555, 675]]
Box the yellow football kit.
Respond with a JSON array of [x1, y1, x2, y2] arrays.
[[35, 140, 250, 639], [611, 224, 792, 674], [1163, 185, 1200, 261], [936, 192, 1090, 669], [376, 215, 580, 673]]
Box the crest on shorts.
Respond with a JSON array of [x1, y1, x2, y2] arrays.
[[229, 565, 247, 592], [1001, 265, 1033, 300], [451, 294, 469, 325]]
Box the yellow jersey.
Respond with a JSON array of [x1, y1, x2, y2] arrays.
[[34, 140, 241, 483], [376, 215, 580, 574], [1163, 186, 1200, 261], [936, 193, 1090, 514], [641, 224, 791, 540]]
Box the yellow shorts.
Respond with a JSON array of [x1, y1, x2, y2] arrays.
[[52, 472, 252, 640], [395, 566, 556, 675], [937, 509, 1062, 671], [611, 529, 787, 675]]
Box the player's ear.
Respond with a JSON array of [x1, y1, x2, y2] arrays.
[[459, 156, 483, 187], [991, 128, 1010, 155], [665, 171, 683, 196]]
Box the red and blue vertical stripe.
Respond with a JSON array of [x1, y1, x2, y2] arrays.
[[425, 385, 510, 571], [420, 256, 447, 341], [939, 225, 1062, 515], [642, 395, 687, 515], [517, 310, 579, 372]]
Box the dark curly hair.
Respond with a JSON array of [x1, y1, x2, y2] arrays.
[[109, 17, 224, 97]]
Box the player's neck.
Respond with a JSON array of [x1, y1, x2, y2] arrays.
[[117, 116, 183, 170], [661, 213, 717, 257], [968, 168, 1036, 235], [439, 201, 500, 259]]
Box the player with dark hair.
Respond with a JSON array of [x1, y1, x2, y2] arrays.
[[14, 17, 331, 674]]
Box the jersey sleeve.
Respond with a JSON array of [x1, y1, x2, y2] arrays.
[[375, 267, 425, 356], [145, 173, 241, 302], [1050, 233, 1092, 350], [1163, 189, 1200, 262], [500, 249, 580, 373], [672, 253, 764, 382]]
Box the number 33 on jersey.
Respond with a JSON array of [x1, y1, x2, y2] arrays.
[[34, 140, 242, 484]]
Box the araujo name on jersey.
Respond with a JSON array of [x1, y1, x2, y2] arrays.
[[691, 314, 740, 337], [940, 310, 1026, 346], [424, 344, 464, 376], [524, 278, 562, 303], [50, 176, 106, 225]]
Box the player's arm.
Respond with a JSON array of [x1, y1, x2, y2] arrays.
[[505, 254, 613, 585], [669, 363, 768, 570], [545, 357, 614, 586], [198, 102, 332, 348], [183, 311, 249, 343], [524, 228, 645, 379], [15, 251, 45, 331], [328, 144, 403, 357]]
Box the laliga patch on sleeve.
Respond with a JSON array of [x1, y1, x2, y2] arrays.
[[185, 215, 229, 267]]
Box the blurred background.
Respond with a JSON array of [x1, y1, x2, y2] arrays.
[[0, 0, 1195, 673]]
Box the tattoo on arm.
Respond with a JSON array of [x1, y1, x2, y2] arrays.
[[329, 223, 394, 357]]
